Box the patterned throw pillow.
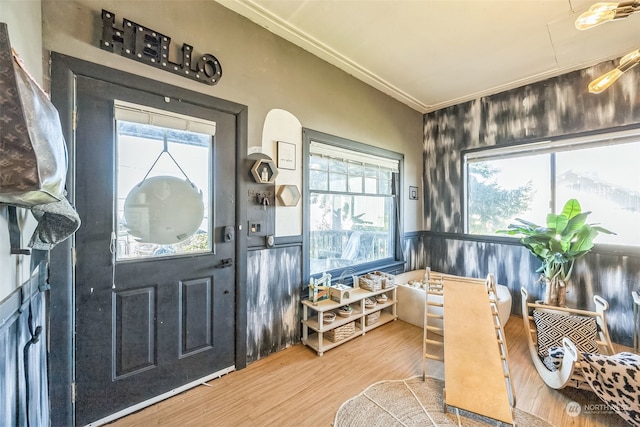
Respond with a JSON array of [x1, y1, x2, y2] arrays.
[[532, 309, 599, 362]]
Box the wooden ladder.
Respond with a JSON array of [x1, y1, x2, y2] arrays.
[[487, 275, 516, 410], [421, 268, 445, 379]]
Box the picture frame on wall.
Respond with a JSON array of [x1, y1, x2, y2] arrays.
[[277, 141, 296, 170]]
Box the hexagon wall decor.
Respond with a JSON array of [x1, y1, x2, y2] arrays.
[[251, 158, 279, 184], [277, 185, 301, 206]]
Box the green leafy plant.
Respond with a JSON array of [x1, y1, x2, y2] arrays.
[[497, 198, 614, 306]]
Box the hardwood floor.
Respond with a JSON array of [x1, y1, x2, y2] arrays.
[[111, 316, 629, 426]]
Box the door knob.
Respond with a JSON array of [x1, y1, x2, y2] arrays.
[[215, 258, 233, 268]]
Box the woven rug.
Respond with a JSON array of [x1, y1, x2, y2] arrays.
[[334, 376, 552, 426]]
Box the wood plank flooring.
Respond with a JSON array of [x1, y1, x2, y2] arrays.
[[110, 316, 630, 426]]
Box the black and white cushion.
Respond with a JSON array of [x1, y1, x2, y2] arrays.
[[533, 309, 599, 366], [543, 346, 566, 371]]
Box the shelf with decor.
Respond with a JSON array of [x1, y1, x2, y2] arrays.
[[301, 286, 397, 356]]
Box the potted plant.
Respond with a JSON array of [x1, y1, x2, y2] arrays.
[[497, 199, 614, 306]]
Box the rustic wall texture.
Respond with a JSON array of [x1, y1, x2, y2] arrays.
[[246, 60, 640, 360], [247, 246, 302, 363], [420, 59, 640, 347]]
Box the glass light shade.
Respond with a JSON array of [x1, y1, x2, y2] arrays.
[[619, 49, 640, 67], [575, 2, 618, 29], [588, 68, 623, 93]]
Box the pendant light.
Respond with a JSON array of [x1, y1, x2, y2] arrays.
[[588, 49, 640, 93], [575, 2, 640, 93], [575, 1, 640, 30]]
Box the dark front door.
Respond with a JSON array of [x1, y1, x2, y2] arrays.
[[73, 76, 236, 425]]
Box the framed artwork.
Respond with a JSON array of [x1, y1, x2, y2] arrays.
[[409, 186, 418, 200], [277, 141, 296, 170]]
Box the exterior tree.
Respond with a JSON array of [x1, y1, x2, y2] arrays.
[[468, 163, 533, 235]]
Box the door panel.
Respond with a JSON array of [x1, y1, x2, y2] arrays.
[[113, 286, 155, 378], [180, 277, 212, 357], [74, 76, 236, 426]]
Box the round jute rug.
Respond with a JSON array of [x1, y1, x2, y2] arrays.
[[334, 376, 552, 426]]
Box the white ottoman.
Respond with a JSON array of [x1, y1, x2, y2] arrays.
[[395, 270, 512, 333]]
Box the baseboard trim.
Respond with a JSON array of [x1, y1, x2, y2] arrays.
[[86, 365, 236, 427]]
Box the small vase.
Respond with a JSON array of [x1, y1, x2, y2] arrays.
[[542, 276, 567, 307]]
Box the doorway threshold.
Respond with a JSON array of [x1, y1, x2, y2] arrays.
[[86, 365, 236, 427]]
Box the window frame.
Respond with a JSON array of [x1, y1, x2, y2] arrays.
[[461, 126, 640, 252], [303, 128, 404, 283]]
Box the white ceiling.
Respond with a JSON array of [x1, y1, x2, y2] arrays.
[[215, 0, 640, 113]]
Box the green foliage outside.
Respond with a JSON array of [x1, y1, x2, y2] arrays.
[[468, 163, 533, 234], [182, 231, 209, 252]]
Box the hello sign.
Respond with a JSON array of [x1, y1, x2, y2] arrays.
[[100, 9, 222, 85]]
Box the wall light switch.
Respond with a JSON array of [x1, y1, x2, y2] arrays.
[[248, 221, 263, 235]]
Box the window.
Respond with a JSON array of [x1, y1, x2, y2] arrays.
[[305, 132, 402, 276], [115, 101, 215, 260], [464, 129, 640, 246]]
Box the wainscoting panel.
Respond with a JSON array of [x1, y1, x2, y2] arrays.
[[402, 232, 427, 272], [0, 284, 49, 427], [0, 318, 18, 424], [247, 246, 302, 363], [402, 233, 640, 347]]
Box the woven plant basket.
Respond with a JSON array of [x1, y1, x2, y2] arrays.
[[358, 277, 382, 292], [365, 311, 381, 326], [325, 321, 355, 342]]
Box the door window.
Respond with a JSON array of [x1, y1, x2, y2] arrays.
[[115, 102, 214, 260]]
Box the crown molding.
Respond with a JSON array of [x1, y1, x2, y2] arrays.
[[216, 0, 430, 112]]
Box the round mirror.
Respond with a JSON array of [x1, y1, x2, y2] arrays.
[[123, 176, 204, 244]]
